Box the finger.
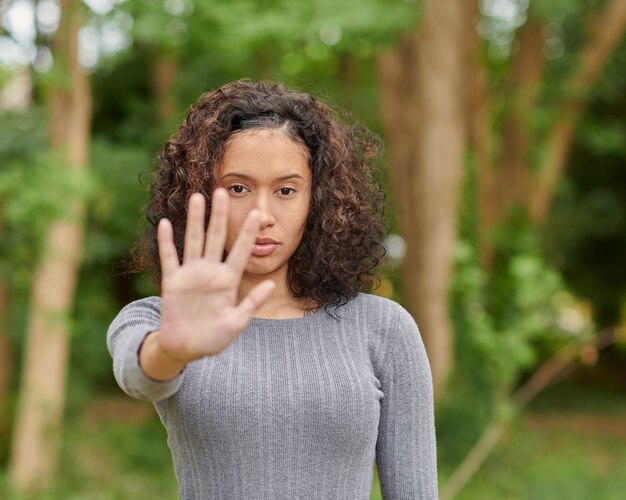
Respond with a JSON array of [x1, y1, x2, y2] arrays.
[[225, 208, 260, 273], [236, 280, 276, 318], [183, 193, 206, 262], [157, 218, 180, 278], [204, 188, 228, 262]]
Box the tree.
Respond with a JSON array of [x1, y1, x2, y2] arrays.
[[0, 254, 10, 440], [378, 0, 626, 399], [470, 0, 626, 267], [9, 0, 92, 491], [377, 0, 469, 399]]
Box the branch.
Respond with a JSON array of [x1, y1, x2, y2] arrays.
[[440, 327, 617, 500], [530, 0, 626, 223]]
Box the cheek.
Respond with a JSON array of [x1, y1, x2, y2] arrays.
[[292, 207, 310, 240]]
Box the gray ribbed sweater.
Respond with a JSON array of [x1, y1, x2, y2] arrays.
[[107, 293, 438, 499]]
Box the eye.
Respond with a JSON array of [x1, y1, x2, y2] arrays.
[[278, 187, 295, 196], [228, 184, 248, 195]]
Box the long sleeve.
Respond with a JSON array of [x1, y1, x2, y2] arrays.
[[375, 304, 439, 499], [106, 296, 184, 402]]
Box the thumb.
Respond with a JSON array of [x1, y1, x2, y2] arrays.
[[236, 280, 276, 318]]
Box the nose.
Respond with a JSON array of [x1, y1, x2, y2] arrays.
[[254, 194, 276, 229]]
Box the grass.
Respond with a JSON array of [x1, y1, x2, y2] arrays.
[[439, 381, 626, 500], [1, 381, 624, 499], [0, 399, 178, 500]]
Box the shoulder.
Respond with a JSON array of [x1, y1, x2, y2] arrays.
[[116, 296, 162, 317], [349, 295, 432, 386], [344, 292, 414, 328], [107, 296, 162, 341], [343, 293, 420, 358]]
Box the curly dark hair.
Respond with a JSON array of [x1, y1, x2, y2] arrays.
[[132, 79, 388, 314]]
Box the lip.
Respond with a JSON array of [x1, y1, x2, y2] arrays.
[[255, 237, 279, 245], [252, 242, 279, 257]]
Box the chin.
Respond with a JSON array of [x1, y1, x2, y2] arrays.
[[246, 262, 273, 272], [245, 259, 283, 276]]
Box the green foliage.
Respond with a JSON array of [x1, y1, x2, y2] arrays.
[[0, 107, 100, 267], [0, 110, 52, 352], [438, 7, 626, 464], [440, 382, 626, 499], [0, 410, 179, 499], [3, 383, 625, 499], [85, 139, 152, 260], [528, 0, 582, 22], [0, 153, 99, 239], [0, 124, 102, 376], [0, 114, 154, 397], [68, 138, 156, 399], [121, 0, 419, 94], [543, 38, 626, 326], [120, 0, 417, 60], [438, 181, 594, 464], [2, 0, 625, 486]]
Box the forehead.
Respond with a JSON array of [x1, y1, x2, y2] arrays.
[[220, 129, 310, 179]]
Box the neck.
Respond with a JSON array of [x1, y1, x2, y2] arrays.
[[238, 273, 309, 319]]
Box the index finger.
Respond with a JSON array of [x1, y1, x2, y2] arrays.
[[225, 209, 261, 274]]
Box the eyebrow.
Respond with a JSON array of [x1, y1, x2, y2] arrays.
[[221, 172, 305, 181]]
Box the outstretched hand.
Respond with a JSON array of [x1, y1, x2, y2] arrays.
[[155, 188, 275, 362]]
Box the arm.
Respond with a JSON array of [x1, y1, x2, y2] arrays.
[[375, 305, 439, 499], [106, 296, 186, 402], [140, 329, 187, 381], [107, 191, 275, 402]]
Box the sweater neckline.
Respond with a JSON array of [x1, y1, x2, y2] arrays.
[[249, 304, 328, 326]]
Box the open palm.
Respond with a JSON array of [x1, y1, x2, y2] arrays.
[[155, 188, 275, 362]]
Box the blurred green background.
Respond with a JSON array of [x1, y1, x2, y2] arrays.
[[1, 0, 625, 498]]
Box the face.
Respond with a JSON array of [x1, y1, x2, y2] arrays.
[[215, 129, 312, 283]]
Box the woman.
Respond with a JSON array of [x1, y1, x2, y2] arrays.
[[107, 80, 438, 499]]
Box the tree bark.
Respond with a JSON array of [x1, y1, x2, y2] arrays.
[[0, 200, 11, 429], [499, 20, 545, 218], [339, 55, 357, 92], [0, 278, 10, 435], [464, 0, 498, 269], [469, 18, 545, 270], [9, 0, 91, 491], [471, 18, 546, 269], [153, 52, 178, 124], [378, 0, 467, 400]]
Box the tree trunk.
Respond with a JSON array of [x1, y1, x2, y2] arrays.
[[378, 0, 467, 400], [464, 0, 498, 269], [473, 18, 545, 269], [499, 20, 545, 212], [468, 0, 626, 265], [0, 279, 10, 435], [153, 52, 178, 124], [339, 55, 357, 92], [9, 0, 91, 491], [0, 198, 11, 434]]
